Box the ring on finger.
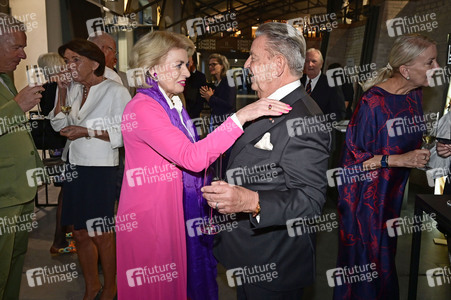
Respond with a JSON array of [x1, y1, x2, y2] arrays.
[[268, 104, 272, 110], [215, 202, 219, 210]]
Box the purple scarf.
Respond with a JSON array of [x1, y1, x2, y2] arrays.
[[137, 78, 218, 300]]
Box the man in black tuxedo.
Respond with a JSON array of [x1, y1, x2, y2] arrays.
[[202, 23, 331, 299], [183, 53, 207, 119], [301, 48, 346, 121]]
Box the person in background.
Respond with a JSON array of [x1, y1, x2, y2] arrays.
[[0, 13, 44, 299], [183, 53, 207, 119], [334, 34, 437, 300], [328, 62, 354, 119], [36, 52, 74, 255], [116, 30, 290, 300], [200, 53, 236, 129], [301, 48, 346, 121], [88, 31, 128, 202], [201, 53, 237, 175], [87, 31, 123, 86], [50, 39, 131, 300]]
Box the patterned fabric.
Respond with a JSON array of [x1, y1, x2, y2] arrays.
[[333, 86, 424, 300], [305, 79, 312, 94]]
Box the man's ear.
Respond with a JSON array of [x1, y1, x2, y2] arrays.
[[274, 54, 286, 77]]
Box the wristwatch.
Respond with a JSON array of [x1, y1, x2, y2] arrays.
[[381, 155, 389, 168]]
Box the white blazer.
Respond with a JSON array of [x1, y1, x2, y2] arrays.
[[50, 79, 131, 166]]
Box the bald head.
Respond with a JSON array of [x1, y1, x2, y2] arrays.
[[87, 32, 117, 69]]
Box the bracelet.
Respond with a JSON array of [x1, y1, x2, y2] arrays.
[[252, 191, 261, 218], [381, 155, 389, 168]]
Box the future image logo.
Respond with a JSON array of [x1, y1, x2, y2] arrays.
[[386, 13, 438, 37], [326, 263, 378, 287], [426, 267, 451, 287], [427, 67, 451, 87], [86, 14, 137, 37], [226, 68, 249, 88], [226, 263, 278, 287], [186, 12, 238, 37], [26, 65, 47, 87], [126, 68, 146, 87]]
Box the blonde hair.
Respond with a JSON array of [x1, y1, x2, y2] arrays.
[[38, 52, 65, 70], [130, 31, 194, 70], [37, 52, 66, 81], [208, 53, 230, 80], [361, 34, 436, 91]]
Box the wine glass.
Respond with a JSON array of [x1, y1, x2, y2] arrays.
[[26, 65, 46, 118], [60, 89, 72, 115], [200, 153, 223, 235], [422, 112, 439, 150]]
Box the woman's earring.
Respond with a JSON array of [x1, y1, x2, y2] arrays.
[[146, 70, 159, 82], [406, 76, 410, 80]]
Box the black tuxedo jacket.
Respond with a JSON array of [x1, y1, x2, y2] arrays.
[[301, 74, 346, 121], [214, 85, 331, 291]]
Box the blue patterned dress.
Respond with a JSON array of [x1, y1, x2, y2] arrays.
[[334, 86, 424, 299]]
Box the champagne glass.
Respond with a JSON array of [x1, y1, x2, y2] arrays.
[[60, 89, 72, 115], [26, 65, 46, 118], [422, 112, 439, 150], [200, 153, 223, 235]]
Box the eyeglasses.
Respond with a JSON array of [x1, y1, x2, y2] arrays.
[[208, 63, 219, 67], [104, 45, 118, 55]]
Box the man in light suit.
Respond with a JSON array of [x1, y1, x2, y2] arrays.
[[301, 48, 346, 121], [202, 22, 330, 299], [0, 13, 44, 299]]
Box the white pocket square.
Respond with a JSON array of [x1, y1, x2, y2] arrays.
[[254, 132, 273, 151]]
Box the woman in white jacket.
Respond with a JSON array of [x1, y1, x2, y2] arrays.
[[50, 39, 130, 300]]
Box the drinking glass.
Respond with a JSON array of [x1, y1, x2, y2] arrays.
[[200, 153, 223, 235]]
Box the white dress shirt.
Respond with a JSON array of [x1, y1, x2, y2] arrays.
[[304, 71, 321, 92], [268, 80, 301, 100]]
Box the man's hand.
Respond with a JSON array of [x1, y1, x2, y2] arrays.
[[201, 181, 259, 214], [437, 142, 451, 158], [60, 125, 88, 140], [14, 85, 45, 112]]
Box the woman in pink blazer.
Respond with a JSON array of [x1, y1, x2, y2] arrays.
[[116, 31, 291, 300]]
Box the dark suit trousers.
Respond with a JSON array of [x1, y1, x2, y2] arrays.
[[237, 285, 303, 300]]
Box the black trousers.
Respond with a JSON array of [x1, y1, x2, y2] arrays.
[[237, 284, 303, 300]]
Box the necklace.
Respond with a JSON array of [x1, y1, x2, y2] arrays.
[[83, 86, 88, 98]]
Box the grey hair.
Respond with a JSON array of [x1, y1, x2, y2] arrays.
[[306, 48, 324, 64], [0, 13, 25, 40], [87, 31, 114, 44], [255, 22, 306, 77], [361, 34, 436, 91]]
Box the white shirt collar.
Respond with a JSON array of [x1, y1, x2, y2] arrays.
[[158, 85, 183, 112], [305, 71, 321, 91], [267, 80, 301, 101], [158, 85, 195, 141]]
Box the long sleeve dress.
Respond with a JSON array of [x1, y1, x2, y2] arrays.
[[334, 86, 424, 300]]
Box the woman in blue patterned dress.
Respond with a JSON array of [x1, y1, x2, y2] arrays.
[[334, 34, 438, 300]]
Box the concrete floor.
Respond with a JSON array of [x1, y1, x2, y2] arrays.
[[18, 182, 451, 300]]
